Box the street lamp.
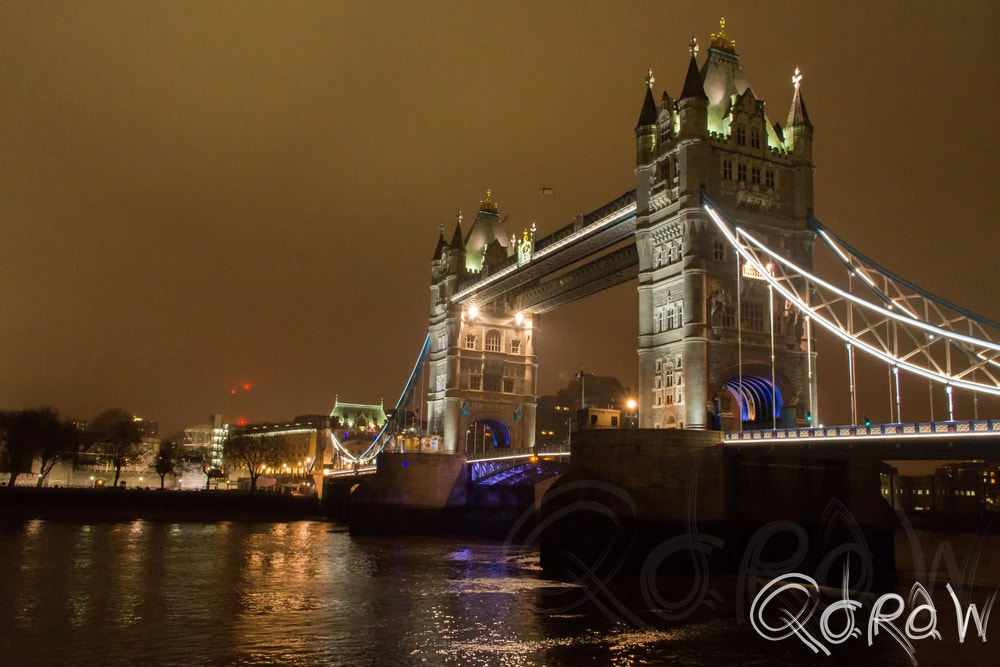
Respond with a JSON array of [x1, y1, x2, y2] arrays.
[[626, 399, 638, 428]]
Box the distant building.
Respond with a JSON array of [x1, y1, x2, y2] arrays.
[[882, 461, 999, 513]]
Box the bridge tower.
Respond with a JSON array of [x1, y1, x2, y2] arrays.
[[635, 21, 817, 430], [427, 192, 538, 455]]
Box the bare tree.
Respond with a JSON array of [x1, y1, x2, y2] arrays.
[[0, 411, 34, 486], [34, 410, 79, 487], [88, 409, 148, 488], [224, 433, 291, 491], [152, 440, 180, 489]]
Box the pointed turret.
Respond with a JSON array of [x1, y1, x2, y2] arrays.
[[677, 38, 708, 140], [680, 51, 706, 101], [636, 79, 658, 129], [785, 67, 814, 162], [786, 67, 812, 129], [635, 69, 658, 167], [450, 212, 464, 250], [432, 225, 446, 261]]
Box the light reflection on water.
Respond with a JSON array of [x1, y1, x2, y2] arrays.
[[0, 519, 996, 666]]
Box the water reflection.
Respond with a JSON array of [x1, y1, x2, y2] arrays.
[[0, 520, 997, 665]]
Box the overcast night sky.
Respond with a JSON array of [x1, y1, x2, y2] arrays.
[[2, 2, 998, 435]]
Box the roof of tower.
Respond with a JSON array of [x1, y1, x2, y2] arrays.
[[450, 214, 464, 250], [787, 68, 812, 128], [433, 225, 446, 260], [709, 17, 736, 55], [700, 19, 753, 133], [464, 189, 509, 271], [635, 69, 658, 129], [680, 51, 707, 100]]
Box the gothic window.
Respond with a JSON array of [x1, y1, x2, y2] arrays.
[[737, 163, 746, 182], [436, 373, 446, 392], [503, 378, 515, 393], [677, 238, 683, 258], [751, 128, 761, 149], [736, 125, 746, 146], [485, 329, 502, 352], [675, 354, 683, 370], [713, 239, 726, 261], [656, 392, 663, 406], [665, 393, 674, 405], [666, 305, 676, 330], [656, 376, 663, 389], [660, 160, 670, 182], [723, 159, 732, 181], [509, 339, 521, 354], [765, 169, 775, 189], [469, 364, 482, 390], [668, 242, 676, 263], [664, 373, 673, 388], [722, 304, 735, 328], [465, 334, 477, 349], [751, 166, 761, 185], [655, 358, 663, 373], [741, 301, 765, 332], [676, 302, 684, 328]]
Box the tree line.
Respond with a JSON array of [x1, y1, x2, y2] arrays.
[[0, 407, 297, 491]]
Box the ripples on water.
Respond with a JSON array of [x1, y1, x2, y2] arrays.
[[0, 519, 996, 666]]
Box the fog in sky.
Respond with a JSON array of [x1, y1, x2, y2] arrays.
[[3, 2, 998, 434]]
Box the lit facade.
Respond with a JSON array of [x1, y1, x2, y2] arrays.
[[634, 21, 817, 430], [428, 193, 538, 454]]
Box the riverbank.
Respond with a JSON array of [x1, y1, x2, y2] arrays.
[[0, 486, 324, 522]]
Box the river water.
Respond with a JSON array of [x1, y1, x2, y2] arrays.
[[0, 519, 997, 666]]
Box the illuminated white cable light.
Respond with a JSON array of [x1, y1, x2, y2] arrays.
[[704, 204, 1000, 396], [707, 205, 1000, 354]]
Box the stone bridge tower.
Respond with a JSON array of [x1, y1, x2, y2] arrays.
[[634, 21, 817, 430], [427, 192, 538, 455]]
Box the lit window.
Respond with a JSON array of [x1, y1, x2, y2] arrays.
[[485, 330, 501, 352]]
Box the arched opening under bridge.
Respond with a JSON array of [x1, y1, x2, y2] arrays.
[[464, 419, 511, 458], [720, 374, 785, 430]]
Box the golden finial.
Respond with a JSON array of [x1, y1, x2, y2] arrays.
[[646, 68, 655, 89], [689, 36, 699, 58], [792, 67, 803, 90], [479, 189, 498, 214], [710, 17, 736, 53]]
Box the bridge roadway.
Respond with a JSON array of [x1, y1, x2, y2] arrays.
[[327, 418, 1000, 492]]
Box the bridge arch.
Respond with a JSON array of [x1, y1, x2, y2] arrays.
[[715, 366, 794, 430], [463, 416, 512, 457]]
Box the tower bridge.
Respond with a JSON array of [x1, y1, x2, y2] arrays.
[[342, 20, 999, 468], [343, 23, 1000, 564]]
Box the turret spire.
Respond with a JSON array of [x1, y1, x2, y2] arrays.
[[787, 66, 812, 128]]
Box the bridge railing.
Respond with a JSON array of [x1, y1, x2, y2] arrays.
[[724, 420, 1000, 443]]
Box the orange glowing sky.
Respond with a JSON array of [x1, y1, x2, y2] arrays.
[[2, 2, 998, 433]]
